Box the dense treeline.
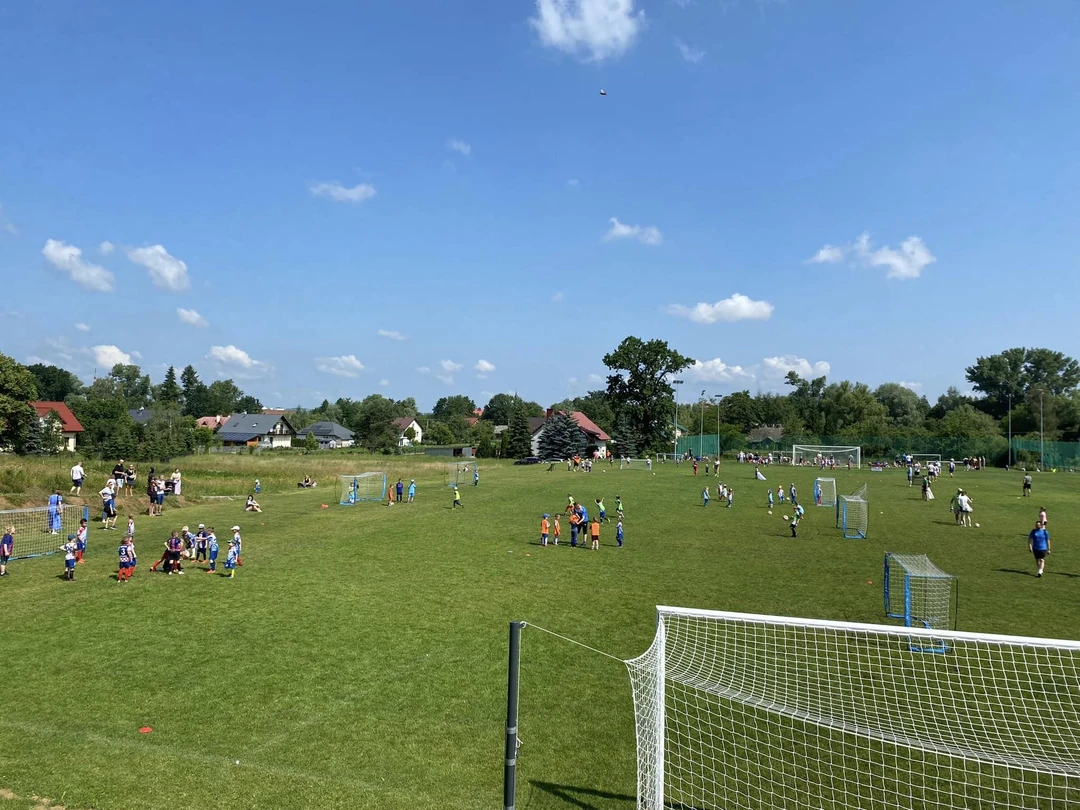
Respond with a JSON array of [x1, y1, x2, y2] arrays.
[[0, 342, 1076, 461]]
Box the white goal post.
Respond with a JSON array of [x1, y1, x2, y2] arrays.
[[911, 453, 942, 465], [837, 483, 868, 538], [1, 504, 90, 560], [338, 472, 387, 505], [813, 477, 836, 508], [792, 444, 861, 469], [445, 460, 478, 487], [626, 606, 1080, 810], [620, 457, 652, 470]]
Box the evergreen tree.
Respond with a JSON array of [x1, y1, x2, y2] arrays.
[[538, 411, 586, 460], [612, 410, 639, 457], [506, 400, 533, 459], [158, 366, 182, 404], [180, 365, 210, 417]]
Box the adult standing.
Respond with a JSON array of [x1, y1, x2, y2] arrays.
[[1028, 520, 1050, 577], [171, 468, 182, 496], [70, 461, 85, 495], [125, 464, 136, 499], [146, 467, 157, 516], [47, 490, 63, 534], [1022, 473, 1032, 497], [112, 459, 127, 499]]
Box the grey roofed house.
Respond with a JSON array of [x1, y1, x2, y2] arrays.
[[216, 412, 297, 448], [747, 425, 784, 444], [295, 421, 355, 448], [128, 408, 154, 425]]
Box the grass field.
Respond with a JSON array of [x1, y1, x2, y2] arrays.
[[1, 457, 1077, 809]]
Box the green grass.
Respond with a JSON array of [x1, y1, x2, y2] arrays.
[[1, 459, 1076, 809]]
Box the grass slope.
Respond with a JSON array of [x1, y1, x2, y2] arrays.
[[1, 461, 1075, 809]]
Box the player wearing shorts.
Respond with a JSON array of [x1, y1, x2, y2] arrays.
[[195, 524, 208, 562], [76, 519, 88, 563], [224, 540, 238, 578], [0, 526, 13, 576], [207, 530, 219, 573], [1028, 520, 1050, 577], [540, 514, 549, 547], [61, 536, 77, 580], [231, 526, 243, 565], [118, 536, 135, 582]]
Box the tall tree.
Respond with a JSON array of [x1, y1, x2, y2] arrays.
[[785, 371, 828, 435], [603, 337, 693, 453], [874, 383, 929, 429], [432, 395, 477, 421], [481, 393, 538, 426], [25, 363, 81, 402], [0, 353, 39, 452], [109, 364, 152, 410], [966, 347, 1080, 418], [611, 410, 639, 457], [157, 365, 182, 404], [205, 379, 243, 416], [506, 400, 534, 458], [235, 395, 263, 414], [717, 391, 760, 433], [180, 365, 210, 417], [928, 386, 974, 420], [538, 411, 584, 460]]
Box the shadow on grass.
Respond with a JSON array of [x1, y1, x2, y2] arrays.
[[1049, 571, 1080, 579], [997, 568, 1035, 577], [528, 781, 636, 809]]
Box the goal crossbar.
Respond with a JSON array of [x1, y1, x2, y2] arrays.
[[626, 606, 1080, 809]]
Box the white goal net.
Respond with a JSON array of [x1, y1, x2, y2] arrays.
[[1, 504, 89, 560], [837, 483, 868, 538], [620, 457, 652, 470], [338, 473, 387, 504], [814, 477, 836, 508], [911, 453, 942, 465], [626, 606, 1080, 810], [445, 461, 478, 487], [792, 444, 861, 469], [885, 553, 956, 633]]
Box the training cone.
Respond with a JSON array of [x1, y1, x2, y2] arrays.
[[139, 726, 153, 734], [321, 504, 329, 509]]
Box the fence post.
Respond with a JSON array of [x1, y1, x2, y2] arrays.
[[504, 621, 524, 810]]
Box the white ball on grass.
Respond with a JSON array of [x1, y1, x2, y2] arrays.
[[767, 510, 772, 515], [782, 515, 789, 521], [974, 523, 980, 528]]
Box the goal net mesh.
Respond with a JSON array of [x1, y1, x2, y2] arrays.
[[626, 607, 1080, 810], [1, 504, 89, 560], [445, 461, 478, 487], [338, 473, 387, 505], [814, 477, 836, 508], [620, 458, 651, 470], [912, 454, 942, 464], [885, 553, 955, 631], [837, 484, 868, 538], [792, 445, 861, 468]]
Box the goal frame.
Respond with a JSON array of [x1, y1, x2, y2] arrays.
[[620, 457, 651, 470], [884, 552, 957, 651], [792, 444, 861, 469], [911, 453, 942, 465], [338, 472, 387, 505], [814, 477, 836, 508], [2, 504, 90, 560], [627, 605, 1080, 810], [836, 484, 868, 538], [445, 460, 478, 487]]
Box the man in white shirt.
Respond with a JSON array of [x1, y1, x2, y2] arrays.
[[70, 462, 85, 495]]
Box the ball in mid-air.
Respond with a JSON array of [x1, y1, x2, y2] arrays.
[[599, 88, 607, 96]]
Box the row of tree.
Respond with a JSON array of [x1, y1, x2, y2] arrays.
[[2, 342, 1077, 460]]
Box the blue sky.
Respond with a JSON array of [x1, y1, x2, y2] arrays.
[[1, 0, 1077, 411]]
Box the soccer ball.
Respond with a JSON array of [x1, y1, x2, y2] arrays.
[[974, 523, 980, 528], [782, 515, 789, 521], [767, 510, 772, 515]]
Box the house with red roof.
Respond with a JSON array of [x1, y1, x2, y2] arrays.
[[30, 401, 84, 452], [196, 415, 230, 431], [529, 410, 610, 457]]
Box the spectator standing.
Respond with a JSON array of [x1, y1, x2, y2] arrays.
[[112, 459, 126, 498], [171, 468, 182, 496], [70, 461, 85, 495]]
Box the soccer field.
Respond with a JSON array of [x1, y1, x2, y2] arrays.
[[2, 460, 1076, 809]]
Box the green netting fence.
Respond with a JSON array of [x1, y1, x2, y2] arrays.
[[675, 434, 1079, 469]]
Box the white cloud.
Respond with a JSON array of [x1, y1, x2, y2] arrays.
[[42, 239, 115, 292], [99, 240, 115, 255], [530, 0, 646, 62], [0, 204, 17, 235], [567, 178, 579, 188], [127, 244, 190, 291], [436, 374, 455, 384], [91, 345, 132, 368], [416, 366, 431, 374], [898, 381, 923, 391], [762, 355, 831, 380], [379, 379, 390, 387], [130, 350, 142, 360], [310, 181, 377, 203], [675, 37, 705, 63], [447, 139, 471, 157], [440, 359, 463, 373], [475, 360, 496, 375], [806, 232, 936, 280], [551, 291, 565, 303], [587, 372, 605, 384], [177, 307, 208, 327], [688, 358, 752, 383], [604, 216, 662, 246], [74, 322, 91, 332], [666, 293, 773, 324], [316, 355, 365, 378], [208, 345, 266, 372], [378, 329, 407, 341]]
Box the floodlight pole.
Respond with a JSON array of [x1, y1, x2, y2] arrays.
[[673, 380, 684, 461], [699, 390, 705, 458], [1040, 391, 1045, 471], [504, 621, 524, 810], [1007, 393, 1012, 468], [714, 395, 720, 460]]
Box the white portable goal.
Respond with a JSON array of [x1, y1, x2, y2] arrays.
[[620, 457, 650, 470], [884, 553, 957, 645], [655, 453, 679, 463], [792, 444, 861, 468], [1, 504, 90, 560], [625, 606, 1080, 810], [911, 453, 942, 465], [445, 460, 478, 487], [338, 472, 387, 505], [814, 477, 836, 508], [836, 483, 868, 538]]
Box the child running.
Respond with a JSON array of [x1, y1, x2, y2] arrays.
[[595, 498, 607, 523], [453, 487, 463, 509]]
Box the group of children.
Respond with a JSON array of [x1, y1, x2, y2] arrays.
[[49, 516, 244, 582], [539, 494, 624, 549], [703, 481, 735, 508]]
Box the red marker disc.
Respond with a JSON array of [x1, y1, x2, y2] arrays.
[[139, 726, 153, 734]]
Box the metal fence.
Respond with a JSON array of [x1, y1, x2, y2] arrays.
[[676, 434, 1018, 464]]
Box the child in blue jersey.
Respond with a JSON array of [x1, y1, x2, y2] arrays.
[[702, 487, 710, 507], [224, 540, 238, 578], [231, 526, 243, 565], [616, 519, 624, 547], [61, 536, 77, 580], [777, 485, 785, 504], [118, 535, 135, 582], [789, 484, 797, 503], [408, 480, 416, 503], [206, 529, 219, 573], [768, 488, 774, 509], [194, 524, 208, 563], [473, 468, 479, 487], [1028, 520, 1051, 577], [0, 526, 13, 576], [726, 487, 733, 508]]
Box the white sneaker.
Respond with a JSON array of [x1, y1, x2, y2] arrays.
[[177, 570, 185, 575]]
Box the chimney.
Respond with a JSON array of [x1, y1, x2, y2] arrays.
[[546, 408, 553, 419]]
